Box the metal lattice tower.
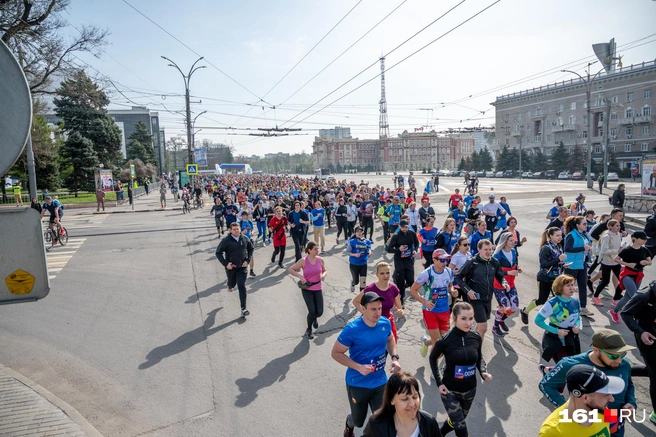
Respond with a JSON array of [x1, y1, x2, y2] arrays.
[[378, 57, 389, 139]]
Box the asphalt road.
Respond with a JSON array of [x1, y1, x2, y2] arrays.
[[0, 179, 653, 437]]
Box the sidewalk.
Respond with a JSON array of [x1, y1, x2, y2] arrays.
[[0, 364, 102, 437], [92, 191, 185, 214]]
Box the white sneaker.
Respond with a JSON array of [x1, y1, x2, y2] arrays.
[[580, 307, 594, 318]]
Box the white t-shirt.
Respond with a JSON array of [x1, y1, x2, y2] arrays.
[[450, 251, 471, 272]]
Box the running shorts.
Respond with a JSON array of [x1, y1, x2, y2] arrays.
[[471, 300, 492, 323], [423, 309, 451, 331]]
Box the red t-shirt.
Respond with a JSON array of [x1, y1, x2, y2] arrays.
[[449, 194, 463, 208], [268, 216, 288, 247]]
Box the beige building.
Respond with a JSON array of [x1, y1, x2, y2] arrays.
[[491, 60, 656, 169]]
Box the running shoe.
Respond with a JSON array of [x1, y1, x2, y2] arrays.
[[241, 308, 250, 317], [591, 297, 604, 307], [608, 309, 621, 324], [610, 300, 618, 307], [350, 283, 355, 293], [343, 416, 355, 437], [539, 364, 549, 376], [250, 270, 256, 277], [304, 329, 314, 339], [580, 307, 594, 318], [420, 335, 429, 358], [336, 237, 339, 244], [278, 263, 284, 269], [313, 320, 318, 329], [492, 325, 506, 336], [499, 320, 509, 332], [520, 308, 529, 325], [649, 411, 656, 425]]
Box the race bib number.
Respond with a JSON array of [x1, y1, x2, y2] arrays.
[[454, 364, 476, 379], [401, 249, 412, 258], [426, 239, 437, 246]]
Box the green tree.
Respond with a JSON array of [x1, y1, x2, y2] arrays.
[[464, 156, 473, 171], [496, 145, 511, 171], [457, 157, 466, 171], [478, 147, 494, 171], [59, 131, 98, 196], [532, 149, 549, 172], [53, 70, 122, 165], [551, 141, 569, 173], [470, 150, 481, 170], [127, 121, 155, 164], [520, 150, 532, 172], [126, 140, 149, 163], [567, 146, 586, 174]]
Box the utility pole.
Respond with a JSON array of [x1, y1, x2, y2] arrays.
[[379, 57, 389, 174], [161, 56, 206, 186], [602, 99, 611, 189]]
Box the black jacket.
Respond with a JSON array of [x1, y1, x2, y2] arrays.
[[620, 283, 656, 338], [287, 209, 309, 233], [430, 327, 486, 393], [455, 254, 506, 302], [215, 234, 254, 268], [418, 206, 436, 226], [387, 230, 420, 267], [612, 188, 625, 208], [644, 213, 656, 247], [363, 410, 442, 437]]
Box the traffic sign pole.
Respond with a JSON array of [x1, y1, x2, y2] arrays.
[[130, 164, 135, 211]]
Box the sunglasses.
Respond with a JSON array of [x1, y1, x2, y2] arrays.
[[435, 258, 450, 263], [599, 349, 627, 360], [461, 243, 470, 246]]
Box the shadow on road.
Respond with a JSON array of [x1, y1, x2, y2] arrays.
[[186, 284, 222, 304], [138, 307, 245, 370], [234, 339, 310, 407], [313, 298, 356, 346]]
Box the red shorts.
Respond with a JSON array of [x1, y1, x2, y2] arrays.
[[423, 310, 450, 331], [387, 313, 398, 343]]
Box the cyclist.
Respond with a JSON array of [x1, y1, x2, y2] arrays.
[[193, 183, 203, 207], [181, 188, 191, 211], [41, 196, 64, 241]]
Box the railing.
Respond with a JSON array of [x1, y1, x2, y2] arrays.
[[634, 115, 652, 124], [619, 118, 634, 125], [563, 124, 579, 131]]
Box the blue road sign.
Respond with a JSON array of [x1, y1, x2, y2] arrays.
[[186, 164, 198, 175]]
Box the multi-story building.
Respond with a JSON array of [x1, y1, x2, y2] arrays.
[[491, 60, 655, 169], [318, 126, 351, 139]]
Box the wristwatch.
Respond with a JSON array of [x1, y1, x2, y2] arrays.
[[391, 354, 400, 361]]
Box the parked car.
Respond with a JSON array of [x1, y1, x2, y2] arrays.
[[478, 171, 486, 178], [488, 171, 496, 178], [545, 170, 557, 180], [503, 170, 514, 178], [607, 172, 620, 181], [459, 170, 467, 177], [571, 171, 583, 180], [521, 171, 531, 178], [495, 171, 504, 178], [558, 171, 571, 180], [532, 171, 545, 179]]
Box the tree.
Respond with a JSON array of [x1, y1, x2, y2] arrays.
[[119, 159, 156, 182], [1, 0, 109, 96], [127, 120, 155, 164], [496, 145, 511, 171], [53, 70, 122, 165], [478, 147, 494, 171], [608, 152, 620, 173], [567, 146, 586, 174], [470, 150, 481, 170], [532, 149, 549, 172], [59, 131, 98, 196], [457, 157, 466, 171], [126, 140, 149, 163], [520, 150, 532, 172], [551, 141, 569, 173]]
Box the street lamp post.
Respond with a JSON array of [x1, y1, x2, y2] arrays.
[[561, 63, 605, 189], [161, 56, 206, 185]]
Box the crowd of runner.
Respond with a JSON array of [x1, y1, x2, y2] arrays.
[[197, 171, 655, 437]]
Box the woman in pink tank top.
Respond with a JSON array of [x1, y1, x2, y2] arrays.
[[288, 241, 327, 339]]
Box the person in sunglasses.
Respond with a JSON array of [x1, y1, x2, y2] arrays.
[[539, 329, 637, 437]]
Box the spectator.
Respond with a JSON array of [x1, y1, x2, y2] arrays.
[[611, 184, 625, 209]]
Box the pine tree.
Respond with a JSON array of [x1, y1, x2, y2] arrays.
[[532, 149, 549, 172], [458, 157, 466, 171], [59, 132, 99, 196], [126, 140, 149, 163], [567, 146, 585, 173], [128, 121, 155, 164], [551, 141, 569, 173], [471, 150, 481, 170], [479, 147, 494, 171], [496, 145, 511, 171]]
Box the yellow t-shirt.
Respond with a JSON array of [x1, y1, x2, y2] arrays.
[[539, 403, 610, 437]]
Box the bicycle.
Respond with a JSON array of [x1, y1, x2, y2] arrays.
[[44, 225, 68, 252], [193, 197, 204, 210], [182, 200, 190, 214]]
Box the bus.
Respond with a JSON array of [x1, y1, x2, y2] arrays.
[[314, 168, 331, 180]]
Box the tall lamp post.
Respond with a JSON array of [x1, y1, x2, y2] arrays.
[[561, 63, 605, 189], [161, 56, 206, 184]]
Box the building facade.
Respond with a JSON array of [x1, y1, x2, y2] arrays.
[[491, 60, 656, 169], [318, 126, 351, 139]]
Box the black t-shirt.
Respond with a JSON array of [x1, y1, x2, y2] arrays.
[[547, 218, 564, 230], [617, 246, 652, 272]]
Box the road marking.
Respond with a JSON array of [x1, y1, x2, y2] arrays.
[[46, 237, 87, 280]]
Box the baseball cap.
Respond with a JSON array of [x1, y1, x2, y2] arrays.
[[566, 364, 625, 397], [488, 193, 495, 198], [361, 291, 385, 306], [591, 329, 636, 354], [353, 225, 364, 232], [399, 220, 409, 228], [632, 231, 648, 240], [432, 248, 451, 259]]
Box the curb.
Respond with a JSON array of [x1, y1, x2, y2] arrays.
[[0, 363, 104, 437], [92, 206, 183, 214]]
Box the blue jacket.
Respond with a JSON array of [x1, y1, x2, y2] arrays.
[[469, 231, 492, 255], [564, 229, 590, 270]]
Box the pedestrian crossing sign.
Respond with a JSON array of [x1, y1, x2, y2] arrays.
[[186, 164, 198, 175]]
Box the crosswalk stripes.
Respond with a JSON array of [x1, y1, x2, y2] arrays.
[[46, 237, 86, 280]]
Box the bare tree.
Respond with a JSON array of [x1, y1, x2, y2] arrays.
[[0, 0, 109, 95]]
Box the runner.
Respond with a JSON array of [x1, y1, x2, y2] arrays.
[[238, 211, 256, 277], [418, 216, 439, 268], [546, 196, 565, 221], [385, 196, 404, 234], [406, 202, 421, 233], [481, 193, 505, 240], [288, 201, 311, 262], [387, 220, 419, 306], [346, 197, 359, 240], [448, 236, 472, 275], [465, 200, 480, 236], [418, 199, 436, 229], [452, 202, 468, 235], [494, 217, 527, 249], [252, 200, 268, 245], [609, 231, 652, 323], [311, 200, 326, 253], [521, 227, 568, 324], [352, 262, 404, 343], [288, 242, 327, 339], [347, 226, 372, 293], [620, 280, 656, 425], [268, 206, 288, 268], [435, 218, 459, 254], [448, 189, 463, 211], [591, 219, 622, 307], [468, 220, 491, 256], [335, 197, 348, 245], [455, 239, 508, 339], [359, 193, 376, 241], [491, 232, 521, 336], [224, 198, 239, 227], [538, 364, 625, 437], [570, 193, 587, 216], [410, 249, 457, 358], [215, 222, 254, 317], [563, 216, 594, 318], [210, 198, 225, 238], [331, 292, 401, 437], [429, 302, 491, 437]]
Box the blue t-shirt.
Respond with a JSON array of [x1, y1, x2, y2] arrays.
[[442, 231, 460, 253], [337, 316, 391, 389], [452, 210, 468, 229], [385, 204, 403, 226], [463, 195, 476, 208], [239, 220, 254, 239], [469, 231, 492, 255], [311, 208, 325, 227], [224, 205, 239, 224], [348, 238, 372, 266], [418, 227, 438, 252], [547, 206, 559, 220], [415, 266, 454, 313]]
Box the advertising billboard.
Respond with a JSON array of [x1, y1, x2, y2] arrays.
[[641, 159, 656, 197], [94, 169, 114, 192]]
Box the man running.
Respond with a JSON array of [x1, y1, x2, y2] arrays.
[[331, 292, 401, 437], [215, 222, 254, 317], [387, 220, 419, 307], [449, 188, 463, 211]]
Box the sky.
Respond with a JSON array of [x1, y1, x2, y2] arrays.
[[62, 0, 656, 157]]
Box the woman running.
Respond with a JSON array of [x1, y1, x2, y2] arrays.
[[347, 226, 372, 293], [418, 216, 438, 268], [288, 242, 327, 339], [521, 227, 567, 324], [252, 200, 268, 245], [535, 274, 581, 372], [436, 218, 459, 254], [353, 262, 404, 343], [335, 197, 348, 244], [563, 216, 593, 318], [449, 236, 471, 275], [210, 198, 225, 238], [430, 302, 491, 437], [268, 206, 288, 268], [406, 202, 421, 233], [362, 372, 441, 437], [591, 219, 622, 307], [491, 232, 521, 337], [468, 220, 491, 256], [494, 217, 527, 249]]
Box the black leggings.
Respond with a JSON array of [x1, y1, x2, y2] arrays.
[[336, 218, 347, 239], [536, 280, 554, 306], [422, 250, 434, 268], [346, 221, 356, 239], [301, 289, 324, 330], [361, 216, 374, 240], [440, 387, 477, 437], [349, 264, 368, 292], [593, 264, 621, 297], [587, 255, 600, 275], [271, 246, 286, 265]]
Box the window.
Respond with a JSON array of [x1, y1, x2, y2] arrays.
[[569, 115, 576, 125], [610, 128, 617, 137], [644, 105, 652, 116], [627, 92, 634, 102], [570, 102, 576, 110], [582, 146, 587, 153], [626, 108, 634, 118], [526, 111, 531, 118], [595, 146, 601, 153], [547, 106, 553, 114], [583, 115, 588, 124], [584, 101, 588, 109], [536, 107, 543, 116], [625, 144, 632, 152], [569, 147, 574, 153], [558, 104, 564, 113], [516, 138, 520, 145], [612, 95, 618, 104], [599, 112, 604, 122], [642, 143, 650, 151], [497, 139, 500, 146], [582, 131, 588, 139], [611, 112, 617, 120], [546, 134, 552, 142], [503, 114, 509, 122], [597, 128, 603, 137], [610, 145, 616, 153], [505, 126, 510, 135], [569, 132, 576, 140], [546, 149, 552, 156], [644, 125, 651, 135], [505, 139, 509, 146], [626, 127, 633, 136], [594, 96, 603, 107], [645, 89, 652, 99]]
